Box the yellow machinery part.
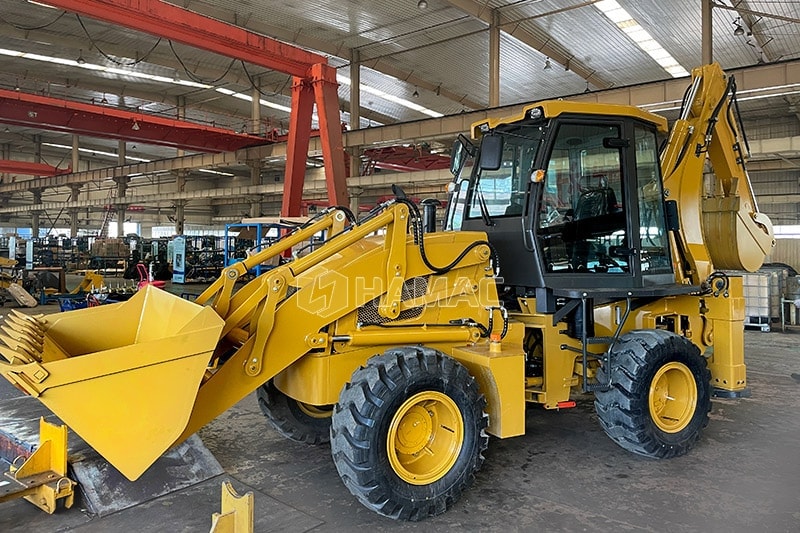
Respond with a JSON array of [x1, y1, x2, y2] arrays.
[[648, 362, 698, 433], [387, 391, 464, 485], [451, 321, 526, 438], [70, 271, 104, 294], [0, 205, 500, 480], [0, 418, 75, 514], [209, 481, 254, 533], [0, 286, 224, 480]]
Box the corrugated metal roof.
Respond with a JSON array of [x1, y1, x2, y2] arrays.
[[0, 0, 798, 157]]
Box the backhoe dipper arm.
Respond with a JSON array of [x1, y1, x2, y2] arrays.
[[660, 63, 774, 285]]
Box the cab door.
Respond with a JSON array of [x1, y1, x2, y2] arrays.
[[533, 117, 673, 290]]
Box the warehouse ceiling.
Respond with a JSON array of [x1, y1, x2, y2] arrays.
[[0, 0, 798, 203]]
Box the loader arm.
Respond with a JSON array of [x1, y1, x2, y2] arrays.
[[0, 201, 497, 481], [176, 201, 493, 442], [660, 63, 774, 285]]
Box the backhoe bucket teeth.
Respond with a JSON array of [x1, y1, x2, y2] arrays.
[[0, 286, 225, 481]]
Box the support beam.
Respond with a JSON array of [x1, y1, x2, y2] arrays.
[[702, 0, 713, 65], [311, 64, 349, 211], [283, 76, 316, 217], [0, 61, 796, 198], [71, 135, 80, 173], [444, 0, 613, 89], [174, 200, 187, 235], [32, 189, 42, 237], [0, 88, 266, 152], [0, 156, 797, 216], [251, 86, 261, 136], [0, 143, 9, 184], [248, 162, 262, 218], [350, 49, 361, 129], [489, 10, 501, 108], [69, 183, 82, 237], [349, 50, 362, 180], [69, 208, 79, 237], [175, 172, 187, 234], [0, 161, 70, 177]]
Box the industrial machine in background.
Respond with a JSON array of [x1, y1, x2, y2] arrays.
[[0, 63, 773, 521]]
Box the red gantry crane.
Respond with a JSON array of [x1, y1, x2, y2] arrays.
[[25, 0, 349, 216]]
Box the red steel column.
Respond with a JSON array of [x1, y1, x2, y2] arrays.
[[311, 64, 348, 209], [282, 77, 315, 217]]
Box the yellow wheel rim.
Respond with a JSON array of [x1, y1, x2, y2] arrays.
[[649, 362, 697, 433], [297, 402, 332, 419], [387, 391, 464, 485]]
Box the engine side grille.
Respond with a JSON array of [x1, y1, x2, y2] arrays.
[[357, 276, 429, 325]]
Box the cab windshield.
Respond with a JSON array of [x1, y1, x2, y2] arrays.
[[466, 124, 545, 219]]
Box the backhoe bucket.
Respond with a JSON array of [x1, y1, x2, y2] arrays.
[[0, 286, 224, 481]]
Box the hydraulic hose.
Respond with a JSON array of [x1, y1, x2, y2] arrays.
[[396, 197, 501, 277]]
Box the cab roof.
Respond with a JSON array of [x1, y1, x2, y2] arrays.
[[471, 100, 669, 138]]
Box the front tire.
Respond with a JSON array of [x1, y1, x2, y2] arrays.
[[257, 380, 332, 445], [331, 346, 488, 521], [594, 329, 711, 459]]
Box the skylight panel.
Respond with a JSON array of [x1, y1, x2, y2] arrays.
[[595, 0, 689, 78]]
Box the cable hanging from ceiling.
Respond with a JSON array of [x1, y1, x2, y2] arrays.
[[0, 10, 66, 31], [239, 61, 290, 99], [76, 14, 162, 67], [168, 40, 237, 85]]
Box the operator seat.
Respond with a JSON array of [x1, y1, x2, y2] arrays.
[[574, 182, 617, 220]]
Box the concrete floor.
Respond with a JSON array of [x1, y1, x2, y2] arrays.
[[0, 294, 798, 532]]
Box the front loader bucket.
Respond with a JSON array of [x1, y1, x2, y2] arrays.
[[0, 286, 224, 481]]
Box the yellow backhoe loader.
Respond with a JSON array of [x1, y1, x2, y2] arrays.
[[0, 63, 774, 521]]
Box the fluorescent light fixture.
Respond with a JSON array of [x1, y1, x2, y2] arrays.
[[198, 168, 235, 177], [774, 225, 800, 239], [0, 47, 211, 89], [214, 87, 292, 113], [27, 1, 57, 9], [337, 74, 444, 118], [42, 142, 151, 162], [1, 45, 442, 126], [594, 0, 689, 78]]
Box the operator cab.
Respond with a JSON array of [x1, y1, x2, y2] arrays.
[[446, 103, 677, 300]]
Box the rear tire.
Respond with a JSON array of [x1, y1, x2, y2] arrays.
[[331, 346, 488, 521], [257, 381, 332, 445], [594, 329, 711, 459]]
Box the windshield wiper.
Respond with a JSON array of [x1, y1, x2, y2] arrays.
[[476, 184, 495, 227]]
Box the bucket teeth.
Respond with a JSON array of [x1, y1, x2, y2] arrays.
[[1, 324, 43, 347], [0, 331, 39, 356], [0, 312, 45, 363], [0, 344, 35, 364], [3, 319, 44, 342], [9, 309, 46, 328]]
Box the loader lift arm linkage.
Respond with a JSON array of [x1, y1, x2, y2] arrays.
[[0, 200, 501, 483]]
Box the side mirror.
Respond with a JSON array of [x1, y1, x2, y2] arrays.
[[479, 133, 503, 171], [450, 134, 475, 176]]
